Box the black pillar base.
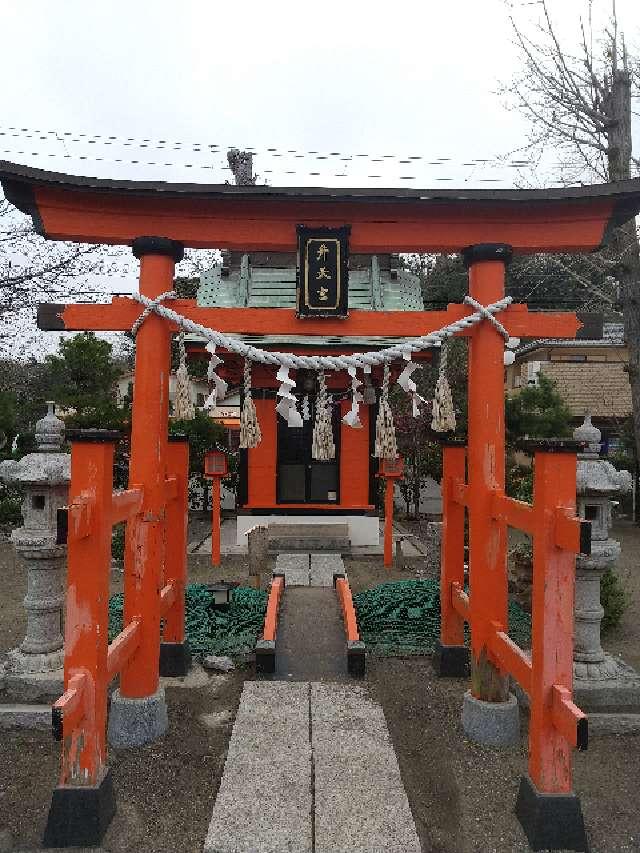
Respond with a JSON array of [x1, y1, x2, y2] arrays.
[[43, 767, 116, 848], [159, 641, 192, 677], [433, 641, 470, 677], [255, 639, 276, 674], [347, 641, 366, 678], [515, 775, 589, 852]]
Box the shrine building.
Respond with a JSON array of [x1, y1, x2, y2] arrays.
[[188, 249, 427, 546]]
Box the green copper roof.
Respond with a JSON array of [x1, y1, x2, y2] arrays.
[[196, 254, 424, 311]]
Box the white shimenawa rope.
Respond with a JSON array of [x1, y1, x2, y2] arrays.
[[128, 292, 514, 371]]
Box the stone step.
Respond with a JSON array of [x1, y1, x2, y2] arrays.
[[267, 523, 350, 553]]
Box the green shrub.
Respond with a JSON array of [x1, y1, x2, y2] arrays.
[[111, 524, 125, 562], [600, 568, 627, 633]]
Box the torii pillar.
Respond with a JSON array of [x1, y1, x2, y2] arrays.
[[107, 236, 185, 748], [463, 244, 518, 740]]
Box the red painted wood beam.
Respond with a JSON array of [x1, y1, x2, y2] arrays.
[[38, 298, 582, 340], [106, 618, 141, 683]]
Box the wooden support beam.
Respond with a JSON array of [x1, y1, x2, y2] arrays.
[[110, 488, 143, 526], [451, 582, 470, 621], [554, 508, 586, 554], [451, 479, 470, 507], [336, 577, 360, 643], [164, 476, 178, 504], [487, 626, 533, 696], [490, 492, 535, 535], [106, 619, 141, 683], [551, 685, 588, 751], [67, 494, 94, 541], [38, 298, 582, 341], [262, 576, 284, 643], [51, 672, 87, 742], [159, 581, 177, 616]]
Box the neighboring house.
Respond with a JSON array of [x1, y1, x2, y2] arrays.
[[116, 371, 241, 435], [505, 321, 631, 453]]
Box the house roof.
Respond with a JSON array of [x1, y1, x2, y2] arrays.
[[516, 322, 625, 357]]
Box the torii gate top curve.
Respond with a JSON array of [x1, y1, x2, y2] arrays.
[[2, 160, 640, 253]]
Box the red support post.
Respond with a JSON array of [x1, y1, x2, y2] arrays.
[[160, 436, 191, 677], [515, 447, 589, 851], [383, 476, 394, 569], [464, 244, 511, 701], [44, 435, 117, 848], [436, 444, 470, 676], [121, 238, 183, 701], [211, 477, 221, 567], [528, 450, 579, 793]]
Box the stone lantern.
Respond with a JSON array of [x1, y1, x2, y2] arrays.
[[572, 414, 640, 710], [0, 402, 70, 700]]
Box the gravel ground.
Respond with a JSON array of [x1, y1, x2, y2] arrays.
[[0, 519, 638, 852]]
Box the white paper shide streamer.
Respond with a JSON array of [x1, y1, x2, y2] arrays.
[[342, 367, 364, 429], [397, 360, 427, 418], [203, 342, 228, 412], [275, 365, 303, 428]]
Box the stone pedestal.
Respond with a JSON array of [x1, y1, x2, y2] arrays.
[[0, 403, 69, 701], [572, 415, 640, 712]]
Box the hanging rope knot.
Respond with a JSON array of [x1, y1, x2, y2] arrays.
[[130, 291, 178, 336], [463, 295, 512, 340]]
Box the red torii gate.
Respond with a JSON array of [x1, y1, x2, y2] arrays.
[[2, 160, 639, 851]]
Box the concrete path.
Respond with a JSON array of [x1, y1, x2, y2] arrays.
[[204, 681, 421, 853], [275, 588, 348, 682]]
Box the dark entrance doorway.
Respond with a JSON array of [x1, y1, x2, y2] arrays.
[[276, 396, 340, 503]]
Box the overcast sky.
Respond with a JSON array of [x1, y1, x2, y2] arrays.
[[1, 0, 639, 356], [2, 0, 638, 188]]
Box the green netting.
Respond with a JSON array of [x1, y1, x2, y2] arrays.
[[108, 584, 267, 660], [353, 579, 532, 656]]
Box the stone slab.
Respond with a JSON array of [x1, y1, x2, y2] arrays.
[[0, 703, 50, 730], [309, 552, 345, 586], [310, 682, 421, 853], [274, 553, 310, 586], [204, 681, 312, 853]]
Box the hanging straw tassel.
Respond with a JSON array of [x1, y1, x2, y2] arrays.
[[174, 332, 196, 420], [239, 358, 262, 449], [431, 341, 456, 433], [374, 363, 398, 460], [312, 371, 335, 460]]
